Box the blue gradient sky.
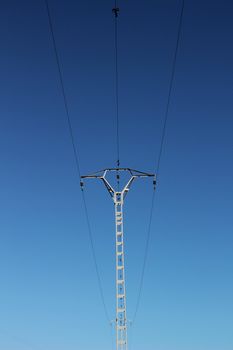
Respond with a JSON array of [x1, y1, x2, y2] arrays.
[[0, 1, 232, 349]]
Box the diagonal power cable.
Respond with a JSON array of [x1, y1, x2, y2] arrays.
[[44, 0, 110, 323], [132, 0, 185, 324], [155, 0, 185, 177]]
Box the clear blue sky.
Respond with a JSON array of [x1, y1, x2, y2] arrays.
[[0, 1, 232, 349]]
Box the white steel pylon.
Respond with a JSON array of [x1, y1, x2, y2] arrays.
[[81, 168, 155, 350]]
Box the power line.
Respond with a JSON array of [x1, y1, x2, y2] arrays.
[[112, 1, 120, 167], [81, 190, 111, 322], [132, 190, 155, 323], [44, 0, 81, 179], [156, 0, 185, 178], [44, 0, 110, 323], [132, 0, 185, 324]]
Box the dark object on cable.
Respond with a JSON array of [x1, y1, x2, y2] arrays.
[[112, 7, 120, 17]]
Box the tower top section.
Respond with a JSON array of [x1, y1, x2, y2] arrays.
[[81, 167, 156, 201]]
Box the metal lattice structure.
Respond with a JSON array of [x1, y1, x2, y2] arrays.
[[81, 168, 155, 350]]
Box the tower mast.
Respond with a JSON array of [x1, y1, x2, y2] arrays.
[[81, 168, 155, 350]]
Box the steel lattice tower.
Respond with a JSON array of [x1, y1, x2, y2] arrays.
[[81, 168, 155, 350]]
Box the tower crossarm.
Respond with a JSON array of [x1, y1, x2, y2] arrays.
[[81, 168, 154, 178], [81, 168, 155, 198]]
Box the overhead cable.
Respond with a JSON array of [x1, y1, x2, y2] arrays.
[[44, 0, 110, 323], [112, 0, 120, 167], [156, 0, 185, 178], [132, 0, 185, 324]]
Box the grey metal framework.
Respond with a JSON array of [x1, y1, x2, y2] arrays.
[[81, 168, 155, 350]]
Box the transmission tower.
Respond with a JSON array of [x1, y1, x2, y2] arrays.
[[81, 168, 155, 350]]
